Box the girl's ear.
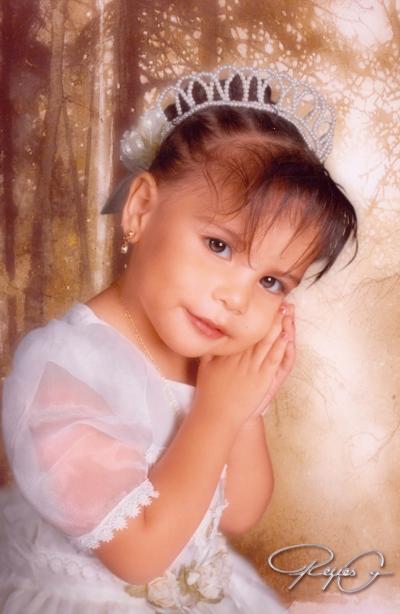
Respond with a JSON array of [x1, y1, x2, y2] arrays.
[[120, 172, 159, 241]]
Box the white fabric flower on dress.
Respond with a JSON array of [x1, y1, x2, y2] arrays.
[[146, 570, 182, 609], [125, 549, 232, 611], [180, 548, 231, 605], [195, 549, 232, 601], [120, 108, 167, 171]]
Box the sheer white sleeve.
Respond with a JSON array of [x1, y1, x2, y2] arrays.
[[2, 318, 161, 554]]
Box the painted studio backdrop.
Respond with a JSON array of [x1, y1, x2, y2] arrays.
[[1, 1, 399, 611]]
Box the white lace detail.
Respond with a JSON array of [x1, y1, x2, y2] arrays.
[[69, 478, 159, 552]]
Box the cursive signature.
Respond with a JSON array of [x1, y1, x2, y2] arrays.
[[267, 544, 394, 593]]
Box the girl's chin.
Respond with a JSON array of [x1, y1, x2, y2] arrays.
[[160, 332, 226, 358], [154, 313, 253, 357], [165, 337, 248, 359], [155, 321, 254, 358]]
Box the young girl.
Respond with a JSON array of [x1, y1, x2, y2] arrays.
[[0, 65, 357, 613]]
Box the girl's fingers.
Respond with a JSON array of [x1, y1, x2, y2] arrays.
[[252, 303, 291, 364], [274, 330, 295, 376], [260, 325, 290, 373], [288, 303, 296, 342], [242, 304, 297, 418], [279, 338, 296, 373], [258, 339, 295, 412], [278, 310, 296, 370], [280, 303, 295, 345]]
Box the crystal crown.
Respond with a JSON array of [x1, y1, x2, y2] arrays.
[[155, 64, 335, 162]]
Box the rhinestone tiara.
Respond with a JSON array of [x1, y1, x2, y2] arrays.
[[159, 65, 335, 161], [120, 65, 335, 173]]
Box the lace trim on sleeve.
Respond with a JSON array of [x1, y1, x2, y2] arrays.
[[68, 478, 159, 553]]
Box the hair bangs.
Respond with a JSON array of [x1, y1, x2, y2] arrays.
[[197, 146, 358, 284]]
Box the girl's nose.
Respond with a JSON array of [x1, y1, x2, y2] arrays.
[[212, 280, 252, 314]]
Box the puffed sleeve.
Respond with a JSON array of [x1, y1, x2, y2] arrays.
[[1, 316, 161, 554]]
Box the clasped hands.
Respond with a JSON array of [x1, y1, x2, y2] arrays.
[[195, 302, 296, 433], [244, 301, 296, 425]]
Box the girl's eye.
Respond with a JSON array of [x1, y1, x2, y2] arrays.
[[260, 276, 286, 294], [206, 237, 232, 259]]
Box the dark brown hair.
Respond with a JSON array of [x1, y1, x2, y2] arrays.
[[148, 75, 358, 286]]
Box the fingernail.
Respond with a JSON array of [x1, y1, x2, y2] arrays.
[[279, 305, 288, 315]]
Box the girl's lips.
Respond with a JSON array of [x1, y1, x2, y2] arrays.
[[186, 310, 226, 339]]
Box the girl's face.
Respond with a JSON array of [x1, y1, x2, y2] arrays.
[[124, 175, 318, 360]]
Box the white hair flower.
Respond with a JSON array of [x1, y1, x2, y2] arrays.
[[120, 108, 167, 171]]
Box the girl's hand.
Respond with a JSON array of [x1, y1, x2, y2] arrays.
[[247, 303, 296, 421], [193, 303, 295, 432]]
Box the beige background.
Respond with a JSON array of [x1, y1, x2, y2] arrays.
[[1, 1, 399, 610]]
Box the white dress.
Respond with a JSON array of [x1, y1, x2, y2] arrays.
[[0, 302, 287, 613]]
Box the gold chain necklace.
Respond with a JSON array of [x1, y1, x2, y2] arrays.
[[114, 282, 181, 416]]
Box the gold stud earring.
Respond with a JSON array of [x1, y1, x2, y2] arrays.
[[120, 230, 136, 254]]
